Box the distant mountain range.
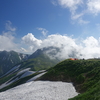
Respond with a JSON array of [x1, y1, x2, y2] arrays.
[[0, 47, 61, 76], [0, 50, 29, 76], [0, 46, 61, 91]]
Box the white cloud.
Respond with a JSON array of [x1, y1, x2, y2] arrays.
[[5, 21, 16, 31], [22, 33, 42, 46], [0, 33, 19, 52], [1, 21, 100, 59], [83, 36, 99, 47], [22, 33, 42, 52], [1, 24, 100, 59], [58, 0, 83, 10], [71, 13, 84, 20], [21, 33, 100, 59], [78, 18, 90, 24], [53, 0, 100, 24], [87, 0, 100, 15], [81, 36, 100, 59], [71, 13, 90, 24], [0, 35, 16, 51], [57, 0, 87, 24], [42, 34, 76, 48], [21, 33, 79, 56], [51, 0, 57, 6], [58, 0, 83, 15], [42, 34, 79, 59], [0, 21, 18, 51], [37, 28, 48, 36], [21, 47, 27, 52]]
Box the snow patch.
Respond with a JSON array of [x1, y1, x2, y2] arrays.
[[0, 77, 19, 89], [0, 65, 20, 78], [20, 71, 35, 78], [22, 54, 25, 58], [11, 59, 13, 63], [0, 68, 35, 89], [18, 55, 22, 60], [17, 68, 31, 75], [0, 81, 78, 100], [38, 70, 46, 73], [26, 72, 46, 82]]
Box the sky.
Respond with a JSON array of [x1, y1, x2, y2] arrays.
[[1, 0, 100, 59]]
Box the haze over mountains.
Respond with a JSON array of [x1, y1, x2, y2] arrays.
[[21, 34, 100, 59], [0, 46, 79, 77]]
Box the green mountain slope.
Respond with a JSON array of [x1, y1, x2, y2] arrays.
[[0, 47, 60, 91], [20, 54, 59, 71], [40, 59, 100, 100], [0, 51, 29, 76], [24, 47, 60, 71], [28, 46, 60, 60], [0, 71, 45, 92]]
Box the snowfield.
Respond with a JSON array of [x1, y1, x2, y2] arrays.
[[26, 72, 46, 82], [0, 81, 78, 100]]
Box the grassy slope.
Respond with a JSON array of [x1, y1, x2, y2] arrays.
[[0, 72, 42, 92], [0, 53, 59, 90], [40, 59, 100, 100], [20, 53, 59, 71], [0, 51, 27, 76]]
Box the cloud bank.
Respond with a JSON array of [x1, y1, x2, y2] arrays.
[[22, 33, 42, 52], [22, 33, 100, 59], [0, 21, 18, 51], [1, 21, 100, 59]]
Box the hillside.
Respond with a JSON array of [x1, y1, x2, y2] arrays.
[[28, 46, 61, 60], [0, 47, 60, 77], [0, 47, 60, 91], [40, 59, 100, 100], [26, 47, 60, 71], [0, 51, 29, 76]]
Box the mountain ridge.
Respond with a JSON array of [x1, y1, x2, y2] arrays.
[[0, 50, 29, 76], [0, 47, 61, 91]]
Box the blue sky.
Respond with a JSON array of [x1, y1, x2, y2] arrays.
[[1, 0, 100, 59], [1, 0, 100, 38]]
